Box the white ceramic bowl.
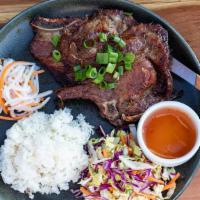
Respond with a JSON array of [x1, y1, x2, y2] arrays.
[[137, 101, 200, 167]]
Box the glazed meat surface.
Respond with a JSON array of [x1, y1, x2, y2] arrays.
[[30, 9, 172, 126]]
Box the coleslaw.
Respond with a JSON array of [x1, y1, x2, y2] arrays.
[[78, 129, 180, 200]]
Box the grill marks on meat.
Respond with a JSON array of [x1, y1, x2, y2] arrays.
[[30, 9, 173, 126]]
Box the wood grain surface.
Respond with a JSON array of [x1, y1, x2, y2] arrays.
[[0, 1, 200, 200]]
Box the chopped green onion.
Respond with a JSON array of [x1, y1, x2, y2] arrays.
[[113, 35, 121, 43], [96, 53, 109, 64], [83, 39, 96, 48], [100, 81, 108, 89], [118, 39, 126, 48], [99, 32, 107, 42], [125, 62, 132, 71], [117, 52, 124, 62], [106, 63, 116, 74], [109, 52, 118, 64], [100, 81, 116, 89], [86, 67, 97, 79], [51, 35, 61, 47], [73, 64, 81, 72], [52, 50, 61, 62], [93, 73, 104, 84], [106, 82, 116, 89], [98, 67, 106, 75], [118, 66, 124, 76], [113, 71, 120, 80], [85, 64, 92, 71], [75, 70, 86, 81], [112, 35, 126, 48], [123, 11, 133, 16], [106, 44, 114, 53], [124, 52, 135, 63]]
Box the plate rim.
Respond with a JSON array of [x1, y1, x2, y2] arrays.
[[0, 0, 199, 199]]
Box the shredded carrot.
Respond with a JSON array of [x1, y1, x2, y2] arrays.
[[26, 102, 40, 107], [102, 148, 109, 158], [147, 177, 164, 185], [0, 115, 24, 121], [80, 186, 92, 196], [0, 61, 28, 114], [28, 80, 37, 93], [108, 187, 114, 193], [131, 170, 140, 174], [137, 192, 156, 200], [32, 70, 45, 76], [0, 61, 15, 113], [0, 98, 7, 114], [128, 147, 133, 156], [163, 183, 176, 191], [130, 191, 136, 199], [163, 172, 180, 191], [120, 135, 126, 145], [129, 133, 134, 141]]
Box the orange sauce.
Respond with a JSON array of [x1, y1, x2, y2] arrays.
[[143, 108, 196, 159]]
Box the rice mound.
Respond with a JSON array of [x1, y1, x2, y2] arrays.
[[0, 109, 93, 198]]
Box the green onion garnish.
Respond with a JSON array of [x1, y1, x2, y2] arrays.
[[117, 52, 124, 62], [86, 67, 97, 79], [98, 67, 106, 75], [113, 71, 120, 80], [100, 81, 108, 89], [96, 53, 109, 64], [93, 73, 104, 84], [109, 52, 118, 64], [51, 35, 61, 47], [107, 82, 116, 89], [75, 71, 84, 81], [52, 50, 61, 62], [118, 39, 126, 48], [106, 45, 114, 53], [99, 32, 107, 42], [112, 35, 121, 43], [75, 68, 87, 81], [73, 64, 81, 72], [112, 35, 126, 48], [125, 62, 132, 71], [83, 39, 96, 48], [106, 63, 116, 74], [124, 52, 135, 63], [118, 66, 124, 76]]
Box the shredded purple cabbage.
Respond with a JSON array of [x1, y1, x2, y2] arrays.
[[140, 182, 156, 192], [93, 140, 104, 149], [99, 183, 111, 190], [115, 181, 125, 192], [103, 159, 112, 170], [80, 168, 89, 179], [113, 150, 123, 160]]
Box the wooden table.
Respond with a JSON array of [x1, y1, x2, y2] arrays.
[[0, 1, 199, 199]]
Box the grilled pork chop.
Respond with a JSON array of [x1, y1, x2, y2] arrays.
[[30, 9, 173, 126]]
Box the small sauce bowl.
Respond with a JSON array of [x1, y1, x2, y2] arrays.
[[137, 101, 200, 167]]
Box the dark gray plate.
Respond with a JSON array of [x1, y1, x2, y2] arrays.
[[0, 0, 199, 199]]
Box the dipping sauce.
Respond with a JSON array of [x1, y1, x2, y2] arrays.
[[143, 107, 196, 159]]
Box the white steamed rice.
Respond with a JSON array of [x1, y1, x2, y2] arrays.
[[0, 109, 93, 198]]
